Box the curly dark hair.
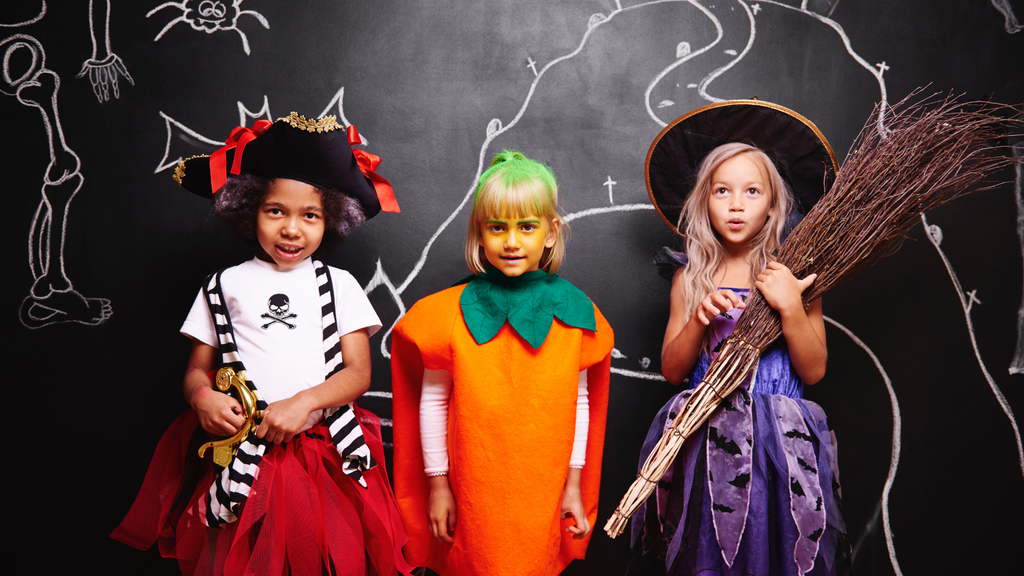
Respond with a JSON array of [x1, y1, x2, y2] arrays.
[[213, 173, 366, 248]]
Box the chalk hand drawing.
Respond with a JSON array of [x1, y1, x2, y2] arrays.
[[147, 1, 269, 56], [2, 34, 112, 328], [77, 0, 133, 102], [1010, 143, 1024, 374], [991, 0, 1022, 33]]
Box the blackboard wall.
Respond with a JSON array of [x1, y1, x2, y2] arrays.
[[5, 1, 1022, 574]]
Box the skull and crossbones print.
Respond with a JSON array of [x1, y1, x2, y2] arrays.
[[261, 293, 296, 329]]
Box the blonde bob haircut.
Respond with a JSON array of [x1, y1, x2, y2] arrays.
[[677, 142, 794, 322], [465, 150, 568, 275]]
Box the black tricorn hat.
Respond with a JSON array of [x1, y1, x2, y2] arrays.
[[646, 100, 837, 236], [172, 113, 398, 218]]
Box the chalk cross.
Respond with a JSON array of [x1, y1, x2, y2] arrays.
[[876, 61, 890, 76], [966, 289, 982, 313], [752, 3, 761, 15], [526, 57, 539, 77], [605, 176, 617, 204]]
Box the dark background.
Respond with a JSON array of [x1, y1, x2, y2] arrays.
[[4, 1, 1023, 574]]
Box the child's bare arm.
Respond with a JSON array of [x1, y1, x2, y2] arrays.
[[662, 269, 745, 385], [560, 468, 591, 539], [755, 262, 827, 384], [256, 328, 372, 444], [427, 474, 457, 543], [183, 340, 246, 435]]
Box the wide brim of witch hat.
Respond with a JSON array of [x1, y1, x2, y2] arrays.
[[172, 113, 397, 219], [646, 99, 838, 236]]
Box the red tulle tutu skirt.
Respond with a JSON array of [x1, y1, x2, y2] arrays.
[[112, 409, 413, 576]]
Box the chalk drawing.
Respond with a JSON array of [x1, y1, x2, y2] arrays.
[[1010, 143, 1024, 374], [991, 0, 1022, 33], [0, 1, 46, 28], [526, 56, 539, 77], [644, 0, 889, 134], [3, 34, 112, 328], [77, 0, 133, 102], [922, 213, 1024, 476], [825, 316, 903, 576], [604, 176, 618, 204], [147, 0, 269, 56]]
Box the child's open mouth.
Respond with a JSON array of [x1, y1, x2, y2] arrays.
[[276, 244, 304, 258]]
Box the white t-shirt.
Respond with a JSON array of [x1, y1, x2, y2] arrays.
[[181, 257, 381, 429]]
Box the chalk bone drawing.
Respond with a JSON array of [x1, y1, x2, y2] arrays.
[[3, 34, 112, 328], [991, 0, 1022, 34], [147, 0, 269, 56], [78, 0, 133, 102]]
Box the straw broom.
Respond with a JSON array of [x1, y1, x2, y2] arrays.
[[605, 92, 1021, 538]]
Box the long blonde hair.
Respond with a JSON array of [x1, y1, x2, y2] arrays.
[[465, 150, 568, 275], [677, 142, 793, 322]]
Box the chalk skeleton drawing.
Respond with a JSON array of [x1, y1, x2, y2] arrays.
[[991, 0, 1022, 33], [77, 0, 133, 102], [147, 0, 269, 55], [3, 33, 112, 329]]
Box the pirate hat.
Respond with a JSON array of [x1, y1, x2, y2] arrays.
[[646, 100, 837, 236], [173, 112, 398, 218]]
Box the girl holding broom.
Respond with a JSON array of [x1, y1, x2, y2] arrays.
[[630, 101, 852, 576]]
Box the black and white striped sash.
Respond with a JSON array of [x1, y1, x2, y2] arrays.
[[203, 259, 376, 527]]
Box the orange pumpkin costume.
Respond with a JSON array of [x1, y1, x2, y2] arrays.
[[391, 282, 613, 575]]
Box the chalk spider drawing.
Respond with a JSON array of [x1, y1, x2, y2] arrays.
[[147, 0, 269, 56], [3, 34, 112, 328], [77, 0, 133, 102]]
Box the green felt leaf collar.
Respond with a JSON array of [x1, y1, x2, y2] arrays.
[[458, 269, 596, 349]]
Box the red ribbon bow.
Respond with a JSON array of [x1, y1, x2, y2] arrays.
[[347, 125, 400, 213], [209, 119, 273, 193]]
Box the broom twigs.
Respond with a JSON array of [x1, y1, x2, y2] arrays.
[[604, 92, 1021, 538]]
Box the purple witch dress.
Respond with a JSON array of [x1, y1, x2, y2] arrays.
[[630, 289, 852, 576]]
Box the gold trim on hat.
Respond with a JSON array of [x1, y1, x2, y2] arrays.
[[645, 99, 839, 237], [278, 112, 344, 133], [172, 154, 209, 186]]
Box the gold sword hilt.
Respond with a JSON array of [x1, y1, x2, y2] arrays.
[[197, 368, 263, 467]]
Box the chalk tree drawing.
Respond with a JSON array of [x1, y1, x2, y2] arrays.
[[78, 0, 133, 102], [922, 213, 1024, 476], [1010, 143, 1024, 374], [147, 1, 269, 56], [825, 316, 904, 576], [3, 34, 112, 328]]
